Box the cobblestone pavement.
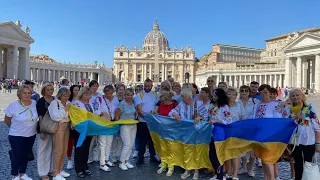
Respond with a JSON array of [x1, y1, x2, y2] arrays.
[[0, 90, 319, 180]]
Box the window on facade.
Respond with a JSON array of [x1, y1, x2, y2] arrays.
[[137, 75, 141, 82], [177, 55, 179, 58], [130, 54, 133, 57], [119, 52, 123, 56], [186, 53, 189, 58]]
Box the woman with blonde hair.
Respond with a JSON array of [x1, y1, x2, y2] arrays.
[[72, 86, 102, 178], [36, 83, 55, 180], [4, 85, 38, 180], [115, 88, 138, 171], [282, 88, 320, 180], [48, 88, 71, 180]]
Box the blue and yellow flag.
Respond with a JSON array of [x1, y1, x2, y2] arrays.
[[213, 118, 297, 164], [144, 114, 213, 170], [68, 105, 138, 147]]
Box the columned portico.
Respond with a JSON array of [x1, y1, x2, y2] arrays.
[[283, 33, 320, 91]]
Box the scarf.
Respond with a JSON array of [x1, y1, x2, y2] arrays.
[[290, 103, 303, 114]]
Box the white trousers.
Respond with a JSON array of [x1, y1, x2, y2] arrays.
[[120, 125, 137, 162], [88, 136, 99, 162], [37, 134, 53, 176], [111, 133, 123, 161], [98, 135, 114, 166]]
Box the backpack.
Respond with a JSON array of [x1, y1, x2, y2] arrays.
[[139, 91, 158, 100]]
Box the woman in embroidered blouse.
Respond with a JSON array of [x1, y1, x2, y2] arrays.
[[36, 83, 55, 180], [4, 85, 38, 180], [283, 88, 320, 180], [218, 82, 228, 92], [115, 88, 138, 171], [169, 89, 209, 180], [71, 87, 97, 178], [225, 88, 244, 180], [66, 85, 81, 170], [252, 84, 283, 180], [88, 80, 108, 164], [48, 88, 71, 180], [98, 85, 118, 172], [172, 82, 181, 102], [238, 85, 259, 177], [208, 88, 232, 180]]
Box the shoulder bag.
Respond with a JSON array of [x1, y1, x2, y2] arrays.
[[39, 101, 60, 134]]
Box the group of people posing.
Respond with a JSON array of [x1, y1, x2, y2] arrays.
[[3, 76, 320, 180]]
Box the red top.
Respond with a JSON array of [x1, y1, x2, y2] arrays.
[[158, 101, 178, 116]]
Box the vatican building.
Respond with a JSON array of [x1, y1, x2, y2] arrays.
[[196, 27, 320, 91], [113, 21, 196, 85]]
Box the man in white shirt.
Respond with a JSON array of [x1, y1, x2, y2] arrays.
[[135, 78, 159, 165]]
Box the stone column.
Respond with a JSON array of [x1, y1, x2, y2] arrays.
[[179, 64, 184, 83], [3, 49, 7, 77], [149, 64, 152, 79], [72, 71, 75, 83], [307, 60, 311, 88], [216, 74, 220, 84], [284, 57, 291, 87], [161, 64, 165, 81], [244, 75, 247, 85], [259, 75, 262, 84], [296, 57, 302, 88], [57, 70, 61, 81], [302, 61, 307, 88], [11, 46, 19, 79], [315, 55, 320, 91], [133, 64, 137, 82], [42, 69, 45, 81], [53, 70, 56, 82], [31, 68, 35, 81], [24, 47, 30, 80], [279, 74, 283, 88], [171, 64, 175, 80]]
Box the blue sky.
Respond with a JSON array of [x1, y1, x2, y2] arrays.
[[1, 0, 319, 68]]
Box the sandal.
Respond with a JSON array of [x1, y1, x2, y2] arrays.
[[181, 170, 191, 179]]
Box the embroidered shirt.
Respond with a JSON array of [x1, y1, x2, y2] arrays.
[[168, 100, 209, 121]]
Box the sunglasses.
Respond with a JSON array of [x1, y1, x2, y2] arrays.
[[207, 80, 214, 82], [240, 89, 249, 92]]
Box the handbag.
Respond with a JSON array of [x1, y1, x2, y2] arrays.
[[302, 154, 320, 180], [39, 101, 60, 134], [8, 150, 34, 161]]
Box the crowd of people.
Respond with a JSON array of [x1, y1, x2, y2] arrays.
[[3, 76, 320, 180]]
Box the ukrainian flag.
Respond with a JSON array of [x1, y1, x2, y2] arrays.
[[68, 105, 138, 147], [144, 114, 213, 170], [213, 118, 297, 164]]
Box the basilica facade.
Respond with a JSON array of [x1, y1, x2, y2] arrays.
[[113, 21, 196, 85]]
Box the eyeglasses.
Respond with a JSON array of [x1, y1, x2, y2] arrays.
[[240, 89, 249, 92], [207, 80, 214, 83]]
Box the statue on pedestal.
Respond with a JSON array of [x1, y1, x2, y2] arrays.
[[25, 26, 30, 35], [15, 20, 22, 28]]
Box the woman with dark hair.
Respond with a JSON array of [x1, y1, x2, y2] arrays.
[[208, 88, 232, 180], [66, 85, 81, 169], [218, 82, 228, 92], [251, 84, 283, 180], [191, 83, 199, 101]]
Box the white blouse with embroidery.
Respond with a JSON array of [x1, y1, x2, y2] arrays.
[[90, 93, 107, 115], [48, 99, 70, 123], [239, 98, 260, 120], [282, 104, 320, 145], [72, 100, 101, 116], [252, 101, 283, 119], [169, 100, 209, 121], [229, 102, 245, 123], [209, 105, 233, 124]]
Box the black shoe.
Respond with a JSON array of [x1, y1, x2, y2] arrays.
[[136, 157, 144, 165], [84, 170, 92, 176], [77, 172, 85, 178], [150, 157, 160, 163]]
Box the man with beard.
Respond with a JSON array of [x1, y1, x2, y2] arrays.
[[135, 78, 159, 165], [250, 81, 261, 101]]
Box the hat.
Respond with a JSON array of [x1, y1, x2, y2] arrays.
[[24, 80, 35, 85]]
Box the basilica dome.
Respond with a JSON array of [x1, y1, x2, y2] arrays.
[[142, 20, 169, 51]]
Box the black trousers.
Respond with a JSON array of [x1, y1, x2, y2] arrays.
[[209, 138, 224, 180], [137, 122, 156, 158], [72, 130, 93, 173], [292, 144, 315, 180]]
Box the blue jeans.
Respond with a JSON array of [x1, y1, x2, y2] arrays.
[[9, 135, 36, 176]]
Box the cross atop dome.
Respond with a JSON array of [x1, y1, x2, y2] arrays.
[[153, 17, 160, 31]]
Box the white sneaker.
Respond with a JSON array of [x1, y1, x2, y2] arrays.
[[275, 177, 282, 180], [60, 171, 70, 178], [166, 169, 174, 177], [20, 174, 32, 180], [119, 163, 128, 171], [105, 161, 115, 167], [209, 175, 226, 180], [157, 167, 166, 174], [53, 174, 65, 180], [66, 160, 73, 169], [132, 151, 139, 158], [125, 162, 134, 169], [100, 165, 111, 172], [12, 177, 20, 180]]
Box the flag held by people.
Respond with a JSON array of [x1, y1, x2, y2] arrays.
[[68, 105, 138, 147], [144, 114, 213, 170], [213, 118, 297, 164]]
